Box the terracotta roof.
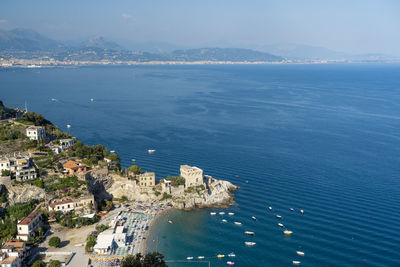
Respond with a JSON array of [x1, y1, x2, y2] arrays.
[[0, 255, 18, 264], [49, 199, 74, 208], [18, 211, 40, 225], [63, 160, 87, 170], [4, 240, 25, 248]]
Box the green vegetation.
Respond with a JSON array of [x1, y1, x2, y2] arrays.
[[0, 124, 24, 141], [53, 212, 100, 229], [68, 141, 107, 166], [121, 252, 167, 267], [49, 236, 61, 247], [0, 185, 7, 203], [127, 164, 142, 175], [0, 200, 38, 241], [44, 175, 87, 194], [165, 176, 185, 186], [95, 224, 109, 233], [86, 224, 109, 252], [18, 112, 51, 126], [154, 191, 161, 197], [49, 260, 61, 267], [161, 193, 172, 201], [184, 184, 205, 194], [31, 260, 46, 267], [1, 169, 10, 176]]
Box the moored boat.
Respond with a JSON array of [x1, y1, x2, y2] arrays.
[[276, 215, 282, 219], [234, 222, 242, 226], [222, 219, 227, 223], [278, 223, 284, 227], [268, 206, 272, 210], [228, 212, 234, 216], [284, 230, 293, 235], [217, 254, 225, 258], [228, 252, 236, 257], [300, 209, 304, 214], [290, 208, 294, 211], [168, 220, 173, 224], [186, 257, 193, 260], [148, 149, 156, 153], [198, 256, 205, 259], [296, 251, 305, 256], [244, 231, 255, 236], [293, 260, 301, 265], [252, 216, 257, 220], [219, 212, 225, 215], [227, 261, 235, 265], [210, 212, 216, 215], [245, 241, 256, 246]]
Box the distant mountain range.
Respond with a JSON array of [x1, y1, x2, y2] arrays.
[[0, 28, 396, 62]]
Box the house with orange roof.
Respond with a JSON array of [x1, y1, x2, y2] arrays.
[[62, 160, 88, 175]]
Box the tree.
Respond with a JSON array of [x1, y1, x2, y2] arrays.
[[128, 165, 143, 175], [121, 254, 142, 267], [32, 260, 46, 267], [1, 170, 10, 176], [121, 253, 167, 267], [49, 260, 61, 267], [106, 153, 120, 162], [49, 236, 61, 248]]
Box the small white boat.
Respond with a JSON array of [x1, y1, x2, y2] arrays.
[[198, 256, 205, 259], [228, 252, 236, 257], [293, 261, 301, 265], [67, 124, 71, 129], [219, 212, 225, 215], [245, 241, 256, 246], [276, 215, 282, 219], [110, 150, 115, 153], [300, 209, 304, 214], [228, 212, 235, 216], [168, 220, 173, 224], [234, 222, 242, 226], [148, 149, 156, 153], [186, 257, 194, 260], [252, 216, 257, 220], [244, 231, 255, 236], [131, 159, 136, 162], [51, 98, 57, 102], [296, 251, 305, 256], [278, 223, 284, 227], [284, 230, 293, 235], [90, 98, 94, 102], [227, 261, 235, 265], [222, 219, 227, 223], [268, 206, 272, 210], [290, 208, 294, 211], [210, 212, 216, 215]]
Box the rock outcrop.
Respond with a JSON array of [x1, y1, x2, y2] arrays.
[[6, 184, 46, 205]]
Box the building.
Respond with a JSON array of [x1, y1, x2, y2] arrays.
[[26, 126, 46, 140], [93, 230, 115, 255], [48, 199, 74, 213], [0, 158, 10, 173], [0, 240, 26, 267], [16, 211, 42, 241], [139, 172, 155, 187], [62, 160, 88, 175], [73, 195, 97, 214], [180, 165, 204, 187], [59, 138, 74, 148], [0, 155, 37, 181]]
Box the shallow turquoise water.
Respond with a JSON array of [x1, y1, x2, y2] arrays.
[[1, 64, 400, 266]]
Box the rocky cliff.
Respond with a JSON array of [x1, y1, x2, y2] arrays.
[[5, 184, 46, 205]]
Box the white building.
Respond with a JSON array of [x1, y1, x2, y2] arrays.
[[180, 165, 204, 187], [0, 158, 10, 173], [26, 126, 46, 140], [16, 212, 42, 241], [93, 230, 115, 255], [0, 155, 37, 181], [48, 199, 75, 213], [113, 226, 126, 247], [59, 138, 74, 148], [0, 240, 26, 267]]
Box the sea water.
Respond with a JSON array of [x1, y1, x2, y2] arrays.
[[1, 64, 400, 266]]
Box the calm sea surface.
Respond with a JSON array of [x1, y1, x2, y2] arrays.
[[1, 64, 400, 266]]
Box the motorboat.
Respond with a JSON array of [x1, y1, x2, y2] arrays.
[[148, 149, 156, 153], [276, 215, 282, 219], [110, 150, 115, 153], [222, 219, 227, 223], [219, 212, 225, 215], [168, 220, 173, 224], [290, 208, 294, 211], [186, 257, 193, 260], [217, 254, 225, 258], [198, 256, 205, 259], [228, 252, 236, 257], [244, 231, 255, 236], [278, 223, 284, 227], [268, 206, 272, 210], [90, 98, 94, 102], [284, 230, 293, 235], [210, 212, 216, 215], [300, 209, 304, 214], [252, 216, 257, 220], [245, 241, 256, 246], [67, 124, 71, 129], [293, 261, 301, 265], [228, 212, 235, 216], [227, 261, 235, 265], [296, 251, 305, 256], [234, 222, 242, 226]]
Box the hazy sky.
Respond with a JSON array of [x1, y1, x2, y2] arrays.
[[1, 0, 399, 55]]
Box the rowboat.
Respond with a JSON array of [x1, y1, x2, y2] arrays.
[[276, 215, 282, 219], [222, 219, 227, 223], [219, 212, 225, 215], [186, 257, 193, 260], [217, 254, 225, 258], [284, 230, 293, 235], [300, 209, 304, 214], [228, 212, 234, 216], [278, 223, 284, 227], [227, 261, 235, 265], [168, 220, 173, 224], [252, 216, 257, 220], [293, 261, 301, 265], [245, 241, 256, 246], [296, 251, 305, 256], [228, 252, 236, 257], [268, 206, 272, 210], [290, 208, 294, 211], [244, 231, 255, 236], [198, 256, 205, 259], [234, 222, 242, 226]]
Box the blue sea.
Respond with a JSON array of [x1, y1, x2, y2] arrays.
[[1, 64, 400, 266]]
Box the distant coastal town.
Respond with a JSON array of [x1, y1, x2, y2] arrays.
[[0, 101, 237, 266]]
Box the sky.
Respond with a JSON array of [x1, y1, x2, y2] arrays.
[[0, 0, 399, 55]]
